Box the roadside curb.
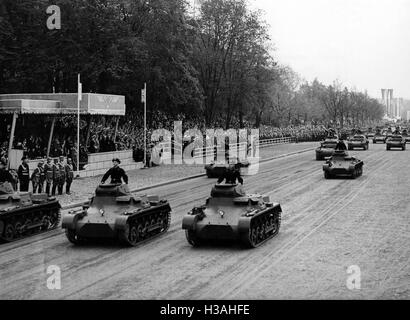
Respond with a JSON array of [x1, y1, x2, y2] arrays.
[[61, 146, 314, 210]]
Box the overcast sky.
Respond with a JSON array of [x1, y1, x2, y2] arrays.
[[248, 0, 410, 99]]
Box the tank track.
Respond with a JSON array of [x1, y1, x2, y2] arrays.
[[241, 209, 281, 248], [185, 229, 203, 247], [351, 166, 363, 179], [118, 207, 171, 246], [185, 208, 282, 248], [0, 202, 61, 243]]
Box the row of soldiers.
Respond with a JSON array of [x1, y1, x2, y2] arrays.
[[16, 156, 74, 195]]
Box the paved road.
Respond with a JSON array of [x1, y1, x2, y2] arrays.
[[0, 143, 409, 299], [56, 142, 317, 207]]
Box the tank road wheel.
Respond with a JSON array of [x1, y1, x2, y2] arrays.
[[248, 225, 259, 247], [65, 229, 83, 245], [257, 225, 264, 242], [120, 223, 140, 247], [48, 211, 60, 229], [143, 221, 150, 239], [351, 169, 357, 179], [24, 219, 33, 234], [14, 221, 23, 238], [324, 171, 332, 179], [41, 215, 51, 231], [32, 217, 42, 234], [3, 223, 15, 242], [270, 212, 281, 237], [159, 213, 170, 233], [185, 230, 202, 247]]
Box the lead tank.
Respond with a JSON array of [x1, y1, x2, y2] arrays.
[[62, 184, 171, 246], [182, 184, 282, 248], [0, 182, 61, 243]]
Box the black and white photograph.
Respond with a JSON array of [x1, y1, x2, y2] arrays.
[[0, 0, 409, 307]]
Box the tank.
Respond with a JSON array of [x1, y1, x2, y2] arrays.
[[366, 128, 375, 139], [62, 184, 171, 246], [205, 159, 250, 178], [0, 182, 61, 243], [347, 135, 369, 150], [386, 135, 406, 150], [373, 129, 387, 144], [315, 138, 338, 160], [402, 129, 410, 143], [322, 150, 363, 179], [182, 183, 282, 248]]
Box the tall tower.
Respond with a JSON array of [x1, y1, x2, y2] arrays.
[[388, 89, 394, 117], [381, 89, 387, 116], [381, 88, 395, 118]]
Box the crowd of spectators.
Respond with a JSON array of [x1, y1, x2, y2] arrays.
[[0, 110, 377, 165]]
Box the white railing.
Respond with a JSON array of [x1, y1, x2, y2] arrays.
[[192, 136, 295, 160], [151, 136, 295, 163], [257, 136, 294, 147]]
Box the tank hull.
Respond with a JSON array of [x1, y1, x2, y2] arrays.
[[0, 193, 61, 243], [315, 148, 334, 160], [386, 141, 405, 150], [182, 185, 282, 248], [63, 203, 171, 240], [373, 136, 386, 143], [205, 161, 250, 178], [62, 184, 171, 246], [348, 142, 368, 150], [323, 158, 363, 179]]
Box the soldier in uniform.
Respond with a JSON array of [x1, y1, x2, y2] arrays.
[[44, 158, 53, 195], [215, 163, 245, 197], [0, 157, 14, 184], [335, 139, 347, 151], [39, 161, 46, 193], [17, 156, 30, 192], [101, 158, 128, 184], [58, 156, 66, 195], [217, 163, 244, 185], [51, 158, 60, 196], [65, 158, 74, 194], [31, 161, 44, 193]]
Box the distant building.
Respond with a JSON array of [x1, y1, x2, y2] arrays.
[[380, 89, 403, 119]]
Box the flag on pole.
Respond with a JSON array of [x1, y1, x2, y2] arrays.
[[77, 74, 81, 176], [141, 88, 146, 103], [78, 81, 82, 101], [142, 83, 147, 167]]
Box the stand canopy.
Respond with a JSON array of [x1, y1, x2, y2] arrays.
[[0, 93, 126, 163]]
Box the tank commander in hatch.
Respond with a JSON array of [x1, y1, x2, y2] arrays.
[[217, 163, 244, 185], [335, 139, 347, 151], [101, 158, 128, 185]]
